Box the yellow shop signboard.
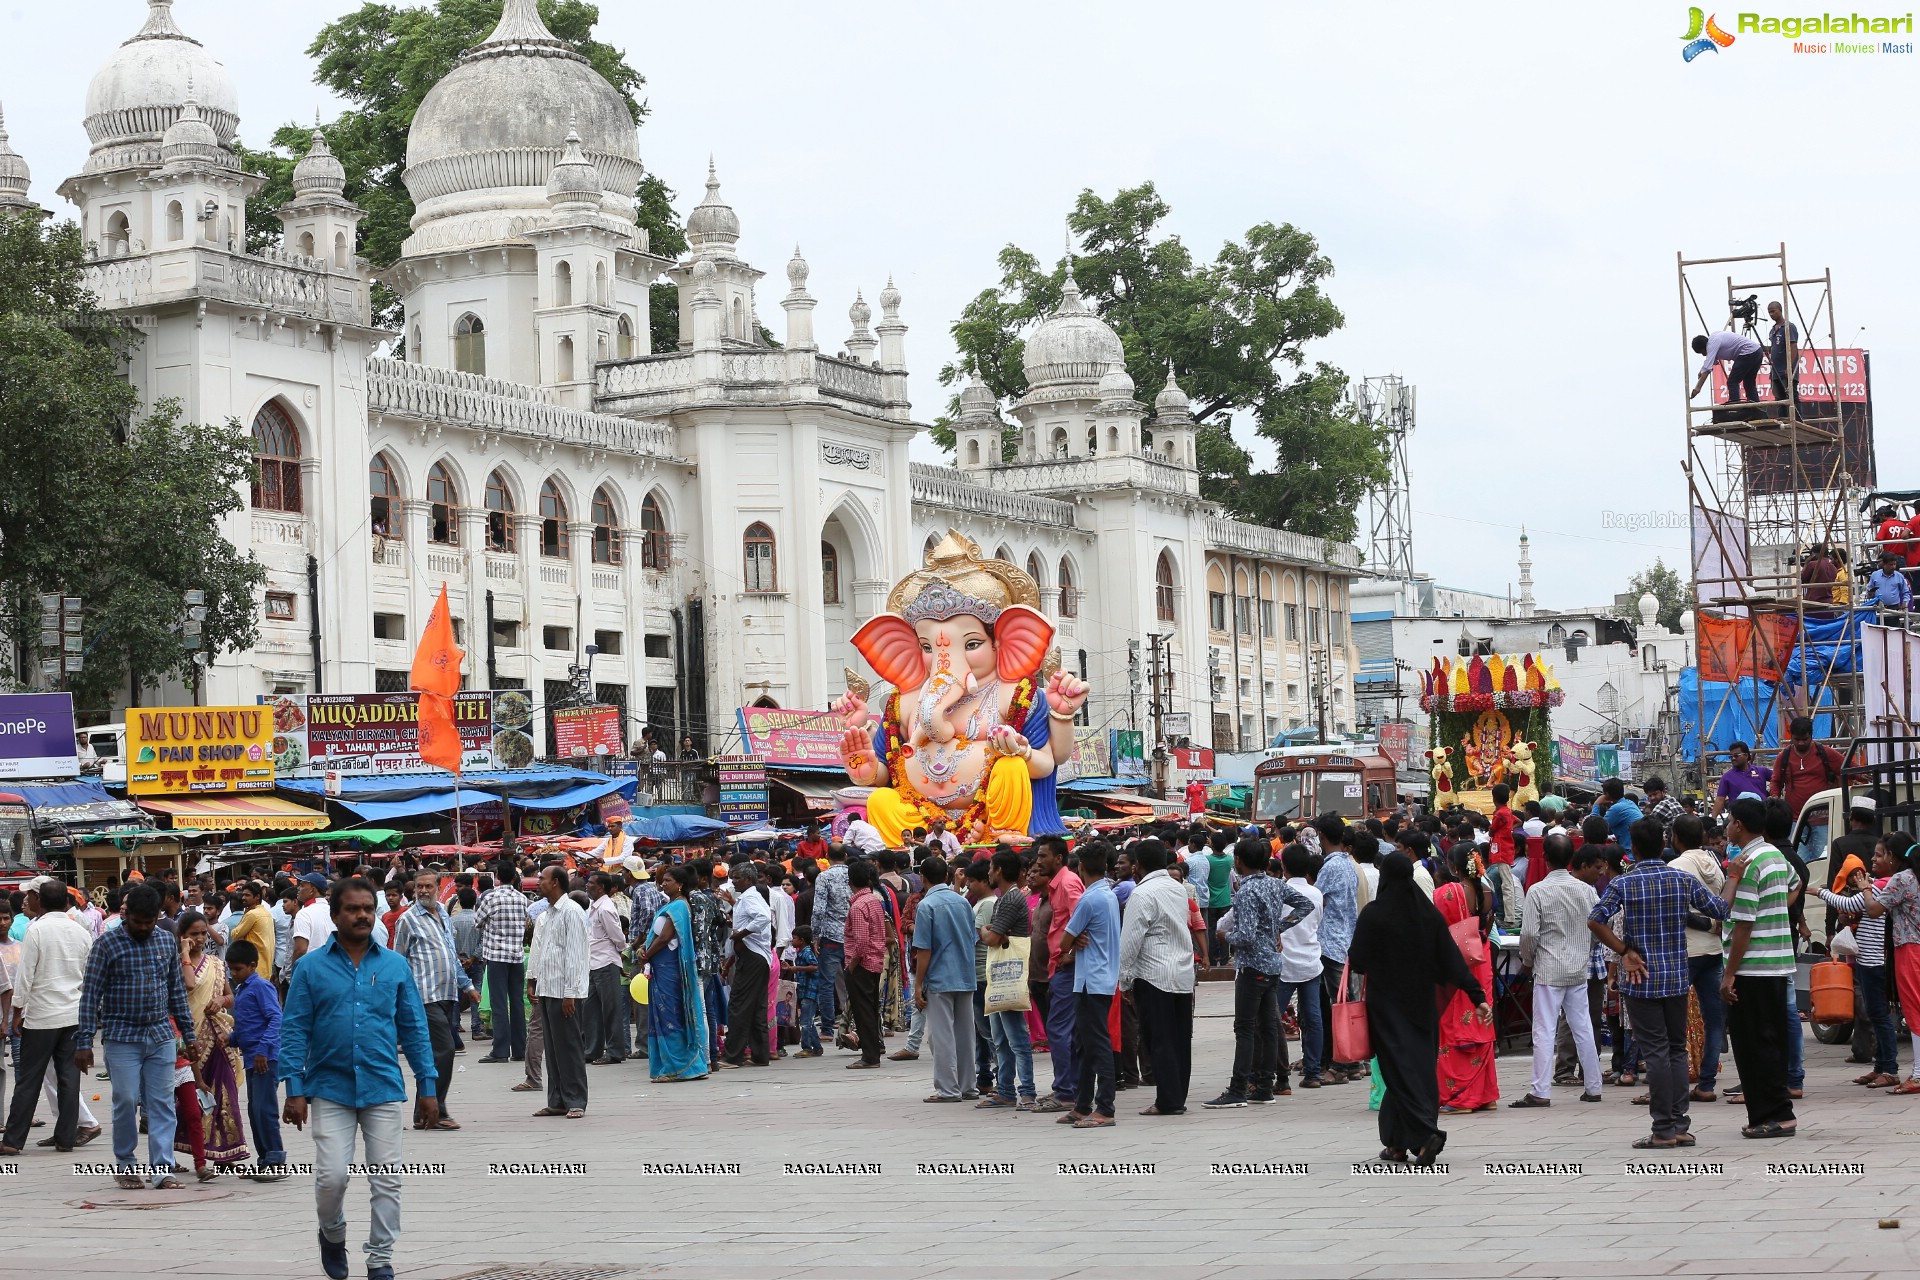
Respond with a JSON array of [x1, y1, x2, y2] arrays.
[[127, 706, 275, 794]]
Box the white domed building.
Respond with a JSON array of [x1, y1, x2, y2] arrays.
[[21, 0, 1359, 774]]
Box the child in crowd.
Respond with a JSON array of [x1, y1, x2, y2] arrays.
[[791, 926, 822, 1057], [225, 939, 288, 1180]]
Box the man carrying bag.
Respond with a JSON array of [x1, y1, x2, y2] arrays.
[[977, 850, 1036, 1110]]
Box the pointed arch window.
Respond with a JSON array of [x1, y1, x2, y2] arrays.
[[453, 313, 487, 375], [1059, 557, 1078, 618], [744, 522, 778, 593], [616, 313, 637, 360], [251, 401, 302, 513], [1156, 551, 1177, 623], [484, 470, 514, 552], [822, 541, 842, 605], [427, 462, 458, 545], [539, 479, 569, 558], [1027, 552, 1046, 590], [591, 487, 621, 565], [923, 533, 940, 563], [640, 493, 668, 568], [369, 452, 401, 538]]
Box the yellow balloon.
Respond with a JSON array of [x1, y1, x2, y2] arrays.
[[628, 973, 649, 1005]]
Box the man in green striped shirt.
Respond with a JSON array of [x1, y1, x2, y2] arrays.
[[1719, 796, 1797, 1139]]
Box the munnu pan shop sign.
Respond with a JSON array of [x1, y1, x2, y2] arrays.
[[128, 706, 274, 794]]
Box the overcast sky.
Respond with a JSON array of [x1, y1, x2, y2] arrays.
[[5, 0, 1914, 609]]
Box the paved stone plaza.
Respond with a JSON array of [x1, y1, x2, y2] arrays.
[[11, 985, 1920, 1280]]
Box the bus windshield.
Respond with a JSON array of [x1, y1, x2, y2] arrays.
[[1315, 771, 1363, 818], [1256, 773, 1303, 823]]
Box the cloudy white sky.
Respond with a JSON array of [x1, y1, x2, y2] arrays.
[[4, 0, 1914, 609]]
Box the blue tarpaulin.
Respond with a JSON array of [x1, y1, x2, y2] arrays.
[[1782, 608, 1871, 686], [278, 768, 637, 820], [1677, 667, 1838, 759], [7, 779, 118, 808], [626, 813, 730, 841]]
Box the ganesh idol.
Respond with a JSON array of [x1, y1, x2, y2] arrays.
[[835, 531, 1089, 847]]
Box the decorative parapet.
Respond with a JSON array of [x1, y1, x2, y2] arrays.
[[367, 358, 681, 460], [82, 244, 371, 327], [595, 348, 892, 414], [909, 463, 1078, 529], [1205, 514, 1362, 569]]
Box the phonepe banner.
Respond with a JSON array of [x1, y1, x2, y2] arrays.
[[0, 692, 79, 779]]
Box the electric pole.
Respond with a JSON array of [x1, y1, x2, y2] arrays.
[[1147, 634, 1164, 757]]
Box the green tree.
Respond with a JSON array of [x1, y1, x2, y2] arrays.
[[237, 0, 687, 347], [0, 213, 263, 714], [1618, 558, 1689, 633], [939, 183, 1391, 543]]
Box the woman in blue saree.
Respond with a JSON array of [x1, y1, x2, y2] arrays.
[[639, 865, 709, 1081]]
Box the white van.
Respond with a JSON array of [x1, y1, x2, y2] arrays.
[[74, 722, 127, 787]]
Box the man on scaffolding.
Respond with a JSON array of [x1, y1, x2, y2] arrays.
[[1690, 328, 1766, 411], [1765, 301, 1799, 411]]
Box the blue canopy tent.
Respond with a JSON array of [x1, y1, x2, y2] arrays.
[[278, 767, 636, 823], [626, 813, 730, 842]]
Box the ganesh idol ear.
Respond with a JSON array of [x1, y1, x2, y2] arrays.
[[851, 614, 927, 689], [993, 605, 1055, 683]]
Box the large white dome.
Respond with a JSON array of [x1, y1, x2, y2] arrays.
[[1021, 274, 1125, 393], [82, 1, 239, 175], [402, 0, 640, 253]]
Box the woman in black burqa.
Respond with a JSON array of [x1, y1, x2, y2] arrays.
[[1348, 851, 1491, 1165]]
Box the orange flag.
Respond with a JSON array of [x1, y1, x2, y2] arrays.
[[411, 584, 465, 774]]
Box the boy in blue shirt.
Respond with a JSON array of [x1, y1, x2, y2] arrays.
[[1865, 550, 1914, 611], [226, 939, 287, 1180], [790, 926, 821, 1057]]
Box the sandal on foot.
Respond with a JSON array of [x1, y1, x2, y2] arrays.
[[1071, 1115, 1116, 1128], [1632, 1136, 1677, 1149], [1740, 1122, 1795, 1139], [1672, 1132, 1697, 1146], [531, 1107, 567, 1116], [154, 1175, 183, 1189], [1890, 1079, 1920, 1095], [433, 1118, 462, 1130], [114, 1173, 145, 1190], [974, 1096, 1015, 1109]]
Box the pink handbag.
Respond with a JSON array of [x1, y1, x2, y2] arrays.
[[1330, 959, 1370, 1063]]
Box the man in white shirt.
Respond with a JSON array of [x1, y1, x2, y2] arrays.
[[1116, 839, 1197, 1116], [927, 818, 963, 860], [583, 872, 629, 1066], [3, 880, 98, 1153], [1275, 845, 1327, 1088], [525, 866, 591, 1117], [719, 862, 774, 1068], [289, 875, 335, 968], [1513, 834, 1602, 1108], [1691, 328, 1766, 405], [844, 816, 886, 855]]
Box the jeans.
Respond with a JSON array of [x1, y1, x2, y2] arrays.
[[1857, 963, 1899, 1075], [702, 971, 728, 1062], [1727, 348, 1765, 403], [905, 999, 927, 1054], [989, 1009, 1036, 1102], [1073, 990, 1116, 1118], [1784, 965, 1804, 1089], [924, 990, 976, 1099], [1624, 993, 1692, 1140], [484, 960, 526, 1059], [813, 941, 844, 1039], [1320, 956, 1359, 1070], [798, 997, 821, 1054], [245, 1058, 285, 1166], [3, 1024, 79, 1149], [312, 1099, 404, 1269], [972, 985, 995, 1090], [1275, 977, 1324, 1079], [1687, 954, 1726, 1092], [1228, 969, 1281, 1096], [1046, 964, 1078, 1101], [103, 1036, 177, 1183]]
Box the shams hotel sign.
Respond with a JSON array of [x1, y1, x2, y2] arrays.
[[1680, 6, 1915, 56]]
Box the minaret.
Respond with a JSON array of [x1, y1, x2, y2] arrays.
[[875, 275, 909, 419], [0, 104, 45, 219], [1517, 528, 1536, 619], [845, 291, 878, 365]]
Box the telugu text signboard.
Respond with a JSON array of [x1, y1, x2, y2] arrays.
[[714, 754, 770, 826], [0, 692, 78, 780], [265, 692, 502, 775], [128, 706, 273, 794], [736, 705, 847, 769], [553, 705, 623, 758]]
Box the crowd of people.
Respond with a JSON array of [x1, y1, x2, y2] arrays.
[[1, 746, 1916, 1275]]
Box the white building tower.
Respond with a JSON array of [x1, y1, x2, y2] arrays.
[[1517, 528, 1536, 619]]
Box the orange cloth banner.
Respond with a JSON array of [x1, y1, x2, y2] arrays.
[[1695, 611, 1798, 683]]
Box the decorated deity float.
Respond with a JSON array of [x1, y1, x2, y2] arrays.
[[1418, 653, 1563, 813]]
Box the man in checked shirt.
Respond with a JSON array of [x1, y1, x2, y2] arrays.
[[1589, 818, 1737, 1150]]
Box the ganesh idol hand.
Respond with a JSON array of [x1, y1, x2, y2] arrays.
[[840, 726, 883, 783], [988, 724, 1033, 760], [835, 689, 870, 730], [1045, 669, 1089, 717]]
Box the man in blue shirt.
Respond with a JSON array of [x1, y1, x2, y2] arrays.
[[281, 877, 436, 1280], [1060, 841, 1123, 1128], [1866, 549, 1914, 611], [911, 855, 980, 1102], [1602, 776, 1642, 850]]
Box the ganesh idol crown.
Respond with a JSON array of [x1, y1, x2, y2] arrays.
[[835, 531, 1090, 846]]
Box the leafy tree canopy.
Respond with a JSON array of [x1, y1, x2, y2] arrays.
[[1619, 559, 1689, 633], [236, 0, 687, 345], [939, 183, 1391, 544], [0, 214, 263, 717]]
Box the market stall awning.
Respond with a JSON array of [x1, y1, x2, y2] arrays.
[[278, 768, 635, 820], [227, 828, 406, 851], [140, 795, 330, 833], [770, 773, 841, 812]]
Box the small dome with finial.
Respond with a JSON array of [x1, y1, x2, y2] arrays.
[[1098, 363, 1136, 403], [958, 376, 997, 418], [1023, 271, 1124, 392], [0, 104, 34, 210], [545, 120, 601, 208], [1154, 362, 1192, 418], [291, 123, 346, 196], [786, 245, 809, 290], [850, 290, 872, 330], [685, 159, 740, 253], [160, 94, 226, 168], [878, 275, 901, 315]]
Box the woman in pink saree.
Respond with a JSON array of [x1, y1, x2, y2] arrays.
[[1433, 849, 1500, 1113], [177, 912, 251, 1171]]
